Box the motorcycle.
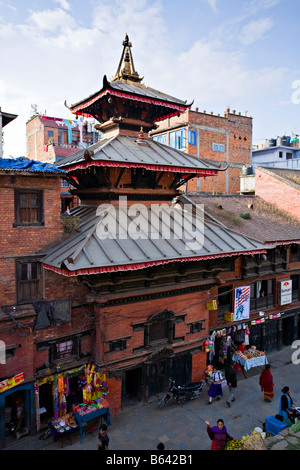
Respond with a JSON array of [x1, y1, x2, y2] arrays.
[[159, 377, 206, 407]]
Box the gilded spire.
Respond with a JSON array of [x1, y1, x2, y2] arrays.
[[112, 33, 143, 83]]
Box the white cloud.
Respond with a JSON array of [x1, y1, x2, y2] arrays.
[[206, 0, 218, 13], [53, 0, 71, 10], [239, 17, 273, 45], [174, 38, 285, 107], [0, 0, 296, 157], [28, 8, 76, 32]]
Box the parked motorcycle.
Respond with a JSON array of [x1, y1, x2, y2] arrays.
[[159, 377, 206, 407]]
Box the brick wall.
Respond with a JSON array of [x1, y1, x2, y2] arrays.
[[255, 168, 300, 220], [0, 173, 63, 305], [154, 108, 252, 194], [95, 289, 210, 365]]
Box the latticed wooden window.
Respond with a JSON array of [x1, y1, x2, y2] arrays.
[[56, 340, 73, 358]]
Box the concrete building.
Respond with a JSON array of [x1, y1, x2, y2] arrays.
[[252, 135, 300, 170]]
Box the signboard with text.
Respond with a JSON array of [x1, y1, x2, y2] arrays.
[[279, 280, 292, 305]]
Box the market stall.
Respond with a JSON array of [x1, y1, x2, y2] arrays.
[[36, 363, 109, 434], [74, 400, 110, 444], [232, 348, 268, 376], [48, 412, 78, 447]]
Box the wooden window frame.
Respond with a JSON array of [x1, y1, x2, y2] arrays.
[[16, 260, 42, 303], [14, 189, 44, 226]]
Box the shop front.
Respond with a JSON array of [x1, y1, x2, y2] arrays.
[[0, 377, 35, 449], [36, 363, 109, 437], [206, 307, 300, 376], [121, 349, 194, 406]]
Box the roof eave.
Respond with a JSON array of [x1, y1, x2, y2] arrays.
[[42, 248, 269, 277]]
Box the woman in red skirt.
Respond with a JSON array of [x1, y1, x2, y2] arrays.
[[259, 364, 274, 402]]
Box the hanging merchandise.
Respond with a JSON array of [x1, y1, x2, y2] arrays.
[[54, 375, 59, 419], [34, 383, 40, 432], [81, 364, 108, 403]]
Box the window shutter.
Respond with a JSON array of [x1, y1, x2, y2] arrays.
[[188, 130, 196, 145]]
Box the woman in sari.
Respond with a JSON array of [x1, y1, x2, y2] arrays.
[[259, 364, 274, 402]]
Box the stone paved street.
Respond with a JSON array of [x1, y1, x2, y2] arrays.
[[5, 345, 300, 452]]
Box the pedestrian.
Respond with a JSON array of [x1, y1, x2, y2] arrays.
[[225, 361, 237, 407], [208, 366, 224, 404], [205, 419, 234, 450], [259, 364, 274, 402], [157, 442, 165, 450], [278, 386, 299, 425], [98, 423, 109, 451]]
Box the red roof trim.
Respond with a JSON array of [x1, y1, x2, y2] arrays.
[[61, 158, 219, 175], [42, 249, 267, 277], [71, 89, 188, 117]]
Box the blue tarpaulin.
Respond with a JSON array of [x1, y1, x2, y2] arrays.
[[0, 157, 66, 173]]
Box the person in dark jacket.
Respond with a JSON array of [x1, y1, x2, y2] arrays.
[[205, 419, 234, 450], [225, 362, 237, 407], [98, 424, 109, 451]]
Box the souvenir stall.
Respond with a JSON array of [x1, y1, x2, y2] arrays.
[[36, 363, 109, 445], [204, 327, 236, 370], [73, 364, 110, 444], [232, 347, 268, 374], [204, 320, 268, 379]]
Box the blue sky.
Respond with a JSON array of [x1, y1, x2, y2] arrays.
[[1, 0, 300, 157]]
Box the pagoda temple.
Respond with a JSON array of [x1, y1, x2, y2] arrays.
[[41, 35, 269, 413]]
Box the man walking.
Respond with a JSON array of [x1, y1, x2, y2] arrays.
[[225, 362, 237, 407]]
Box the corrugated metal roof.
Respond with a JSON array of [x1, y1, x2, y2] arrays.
[[56, 134, 222, 175], [42, 203, 270, 276]]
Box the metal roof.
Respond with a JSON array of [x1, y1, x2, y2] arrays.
[[109, 79, 189, 106], [68, 75, 191, 116], [56, 133, 222, 175], [42, 203, 270, 277]]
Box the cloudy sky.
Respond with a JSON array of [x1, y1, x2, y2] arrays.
[[1, 0, 299, 157]]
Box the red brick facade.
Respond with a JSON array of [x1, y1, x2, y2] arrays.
[[153, 108, 252, 194], [255, 167, 300, 221]]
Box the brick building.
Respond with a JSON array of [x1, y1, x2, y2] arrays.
[[0, 158, 93, 447], [151, 108, 252, 195], [26, 114, 101, 212], [186, 192, 300, 354]]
